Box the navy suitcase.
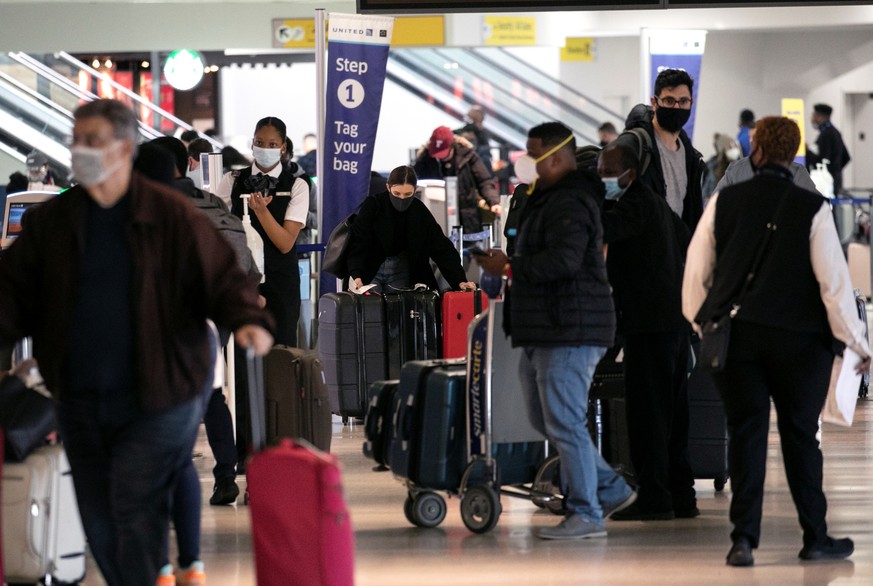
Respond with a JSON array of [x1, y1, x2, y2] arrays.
[[318, 292, 388, 417], [413, 367, 468, 490], [363, 380, 399, 469], [383, 290, 442, 379], [687, 368, 729, 491]]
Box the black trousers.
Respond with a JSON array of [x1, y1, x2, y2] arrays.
[[624, 331, 696, 511], [712, 321, 833, 548], [261, 264, 300, 348]]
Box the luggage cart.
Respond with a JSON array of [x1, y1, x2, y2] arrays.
[[391, 301, 560, 533]]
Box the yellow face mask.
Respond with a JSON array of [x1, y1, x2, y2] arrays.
[[515, 133, 574, 195]]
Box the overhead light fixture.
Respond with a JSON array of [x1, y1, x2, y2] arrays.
[[141, 60, 150, 68], [92, 59, 100, 68], [104, 59, 113, 68]]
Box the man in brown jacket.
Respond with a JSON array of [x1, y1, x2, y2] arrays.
[[0, 99, 273, 585]]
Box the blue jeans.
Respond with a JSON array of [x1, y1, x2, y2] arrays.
[[519, 345, 632, 524], [57, 387, 207, 585], [371, 253, 410, 292]]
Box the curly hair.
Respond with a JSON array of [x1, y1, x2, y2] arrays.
[[754, 116, 801, 163], [653, 68, 694, 97]]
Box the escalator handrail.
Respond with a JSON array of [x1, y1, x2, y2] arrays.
[[8, 52, 162, 142], [56, 52, 223, 150], [0, 69, 75, 119]]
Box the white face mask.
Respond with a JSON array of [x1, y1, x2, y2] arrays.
[[514, 154, 539, 185], [71, 143, 122, 187], [186, 167, 203, 188], [252, 145, 282, 169], [725, 147, 741, 161]]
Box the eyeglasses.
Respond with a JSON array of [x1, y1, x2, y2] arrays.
[[655, 96, 693, 108]]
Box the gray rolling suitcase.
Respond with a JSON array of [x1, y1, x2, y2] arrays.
[[2, 444, 87, 584], [264, 345, 332, 452]]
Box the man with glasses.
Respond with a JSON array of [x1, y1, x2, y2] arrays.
[[625, 68, 706, 233]]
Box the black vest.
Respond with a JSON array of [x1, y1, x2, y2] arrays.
[[697, 167, 830, 337], [230, 166, 298, 275]]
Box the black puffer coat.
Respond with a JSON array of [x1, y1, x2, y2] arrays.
[[506, 169, 615, 348]]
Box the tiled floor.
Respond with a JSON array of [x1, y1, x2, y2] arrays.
[[75, 398, 873, 585]]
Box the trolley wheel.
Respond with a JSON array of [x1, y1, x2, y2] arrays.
[[410, 492, 447, 528], [461, 485, 502, 534], [531, 454, 562, 511], [403, 494, 416, 525], [714, 478, 726, 492]]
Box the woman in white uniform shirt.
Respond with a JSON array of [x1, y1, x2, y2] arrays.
[[215, 116, 309, 346]]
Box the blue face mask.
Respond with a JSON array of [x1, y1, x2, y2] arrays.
[[602, 170, 630, 200]]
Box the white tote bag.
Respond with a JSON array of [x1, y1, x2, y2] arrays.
[[822, 348, 863, 427]]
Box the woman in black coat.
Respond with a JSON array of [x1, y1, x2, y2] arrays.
[[347, 165, 475, 292]]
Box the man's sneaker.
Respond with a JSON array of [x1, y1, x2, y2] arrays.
[[610, 502, 674, 521], [536, 515, 607, 540], [799, 537, 854, 561], [156, 564, 176, 586], [209, 479, 240, 506], [602, 490, 637, 519]]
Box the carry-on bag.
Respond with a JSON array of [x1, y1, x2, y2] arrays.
[[441, 289, 488, 359], [264, 345, 332, 452], [363, 380, 399, 469], [246, 349, 354, 586], [383, 288, 441, 378], [686, 367, 729, 491], [1, 444, 87, 584], [318, 292, 388, 417]]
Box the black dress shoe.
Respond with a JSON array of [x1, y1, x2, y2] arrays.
[[799, 537, 854, 561], [674, 505, 700, 519], [726, 538, 754, 567], [610, 502, 674, 521], [209, 479, 240, 506]]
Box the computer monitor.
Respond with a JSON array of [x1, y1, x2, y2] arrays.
[[1, 191, 57, 250]]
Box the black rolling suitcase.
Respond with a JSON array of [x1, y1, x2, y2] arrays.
[[363, 380, 399, 469], [686, 367, 729, 491], [588, 345, 634, 476], [263, 345, 332, 452], [383, 289, 442, 378], [318, 292, 388, 417]]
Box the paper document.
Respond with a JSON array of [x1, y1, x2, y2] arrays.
[[822, 347, 863, 427]]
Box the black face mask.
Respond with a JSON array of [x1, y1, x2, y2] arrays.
[[655, 107, 691, 133], [390, 194, 414, 213]]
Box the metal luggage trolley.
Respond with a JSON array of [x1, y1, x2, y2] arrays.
[[456, 301, 561, 533]]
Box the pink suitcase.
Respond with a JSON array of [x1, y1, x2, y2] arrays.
[[245, 351, 354, 586], [441, 290, 488, 359]]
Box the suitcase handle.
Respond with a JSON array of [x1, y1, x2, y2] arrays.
[[247, 347, 267, 454]]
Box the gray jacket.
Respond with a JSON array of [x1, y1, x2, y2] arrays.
[[714, 157, 817, 195]]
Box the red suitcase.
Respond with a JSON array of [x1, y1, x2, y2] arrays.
[[245, 351, 355, 586], [441, 290, 488, 359]]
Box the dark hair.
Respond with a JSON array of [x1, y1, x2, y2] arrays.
[[754, 116, 801, 164], [134, 142, 176, 185], [598, 122, 617, 134], [387, 165, 417, 187], [285, 137, 294, 154], [7, 171, 28, 194], [602, 142, 640, 177], [149, 136, 188, 177], [653, 69, 694, 97], [254, 116, 287, 141], [528, 122, 576, 153], [739, 109, 755, 126], [187, 138, 213, 159], [180, 129, 200, 143], [75, 99, 138, 144]]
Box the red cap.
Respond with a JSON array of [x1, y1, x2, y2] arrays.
[[427, 126, 455, 159]]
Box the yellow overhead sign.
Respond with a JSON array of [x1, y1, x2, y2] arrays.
[[483, 16, 536, 46], [273, 19, 317, 49], [393, 16, 445, 47], [561, 38, 595, 62], [782, 98, 807, 161]]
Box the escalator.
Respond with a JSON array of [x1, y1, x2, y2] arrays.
[[386, 47, 625, 151], [0, 52, 219, 183]]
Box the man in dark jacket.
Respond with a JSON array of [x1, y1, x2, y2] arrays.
[[598, 141, 698, 521], [625, 68, 706, 233], [0, 100, 274, 585], [413, 126, 499, 234], [807, 103, 851, 195], [479, 122, 635, 540]]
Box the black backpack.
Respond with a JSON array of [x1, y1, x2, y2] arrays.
[[615, 128, 653, 177]]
